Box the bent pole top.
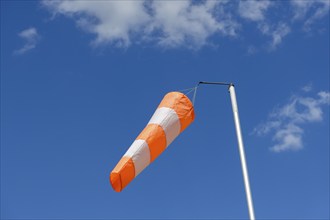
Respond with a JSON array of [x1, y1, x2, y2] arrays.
[[198, 81, 232, 86], [198, 81, 255, 220]]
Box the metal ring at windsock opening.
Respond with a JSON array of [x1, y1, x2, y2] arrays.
[[110, 91, 195, 192]]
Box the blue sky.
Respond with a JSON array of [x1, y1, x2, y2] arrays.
[[1, 0, 329, 219]]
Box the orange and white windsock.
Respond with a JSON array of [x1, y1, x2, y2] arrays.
[[110, 92, 195, 192]]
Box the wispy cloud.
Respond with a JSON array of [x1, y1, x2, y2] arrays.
[[14, 27, 40, 55], [291, 0, 330, 31], [41, 0, 329, 50], [302, 83, 313, 92], [237, 0, 291, 50], [238, 0, 273, 22], [253, 87, 330, 152], [259, 22, 291, 50]]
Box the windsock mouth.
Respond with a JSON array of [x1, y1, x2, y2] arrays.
[[173, 91, 195, 121], [110, 172, 122, 192], [175, 91, 195, 107]]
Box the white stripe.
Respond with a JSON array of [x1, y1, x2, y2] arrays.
[[124, 140, 150, 176], [148, 107, 181, 146]]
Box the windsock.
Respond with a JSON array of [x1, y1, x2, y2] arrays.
[[110, 92, 195, 192]]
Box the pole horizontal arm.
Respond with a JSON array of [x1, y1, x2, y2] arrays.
[[198, 81, 232, 86]]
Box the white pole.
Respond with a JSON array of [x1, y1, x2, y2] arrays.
[[228, 84, 255, 220]]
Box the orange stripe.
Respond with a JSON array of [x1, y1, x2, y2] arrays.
[[158, 92, 195, 132], [137, 124, 166, 162], [110, 156, 135, 192]]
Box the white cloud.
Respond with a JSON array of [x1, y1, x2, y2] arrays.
[[237, 0, 290, 50], [237, 1, 291, 51], [291, 0, 314, 20], [42, 0, 238, 49], [43, 1, 150, 47], [41, 0, 329, 50], [276, 92, 329, 123], [247, 45, 258, 55], [318, 91, 330, 104], [148, 1, 238, 49], [302, 83, 313, 92], [254, 120, 281, 136], [14, 27, 39, 55], [259, 22, 291, 50], [272, 123, 304, 152], [291, 0, 330, 31], [238, 0, 273, 22], [254, 89, 330, 152]]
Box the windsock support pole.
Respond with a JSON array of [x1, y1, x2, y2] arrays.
[[198, 82, 255, 220], [228, 84, 255, 220]]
